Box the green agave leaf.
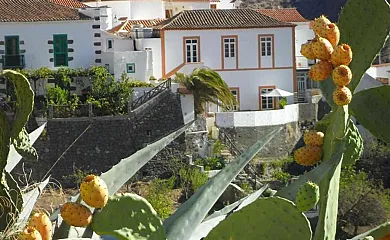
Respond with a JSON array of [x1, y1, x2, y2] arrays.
[[349, 222, 390, 240], [204, 197, 312, 240], [53, 122, 193, 239], [2, 70, 34, 139], [349, 86, 390, 143], [320, 0, 390, 106], [91, 193, 166, 240], [6, 123, 46, 172], [163, 128, 281, 240]]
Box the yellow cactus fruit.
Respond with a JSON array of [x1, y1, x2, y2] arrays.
[[308, 60, 333, 81], [324, 23, 340, 46], [333, 86, 352, 106], [331, 44, 353, 67], [60, 202, 92, 227], [300, 41, 316, 60], [303, 130, 325, 147], [80, 174, 109, 209], [18, 227, 43, 240], [312, 15, 331, 37], [332, 65, 352, 87], [27, 212, 52, 240], [294, 146, 323, 166], [311, 37, 334, 61]]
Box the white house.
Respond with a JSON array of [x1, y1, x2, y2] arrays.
[[257, 8, 316, 103], [0, 0, 101, 70], [144, 9, 297, 111]]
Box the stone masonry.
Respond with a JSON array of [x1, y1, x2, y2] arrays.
[[13, 91, 185, 188]]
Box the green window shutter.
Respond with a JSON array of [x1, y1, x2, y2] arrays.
[[53, 34, 68, 67]]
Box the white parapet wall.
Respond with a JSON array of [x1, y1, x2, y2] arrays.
[[216, 104, 300, 128]]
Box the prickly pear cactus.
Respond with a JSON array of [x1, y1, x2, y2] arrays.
[[91, 193, 166, 240], [342, 119, 363, 166], [13, 127, 38, 161], [204, 197, 312, 240], [295, 181, 320, 212]]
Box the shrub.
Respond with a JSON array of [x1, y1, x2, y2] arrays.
[[273, 170, 291, 185], [145, 177, 175, 219], [179, 167, 208, 199], [193, 156, 225, 170]]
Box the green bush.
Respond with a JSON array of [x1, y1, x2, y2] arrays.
[[179, 167, 208, 199], [145, 177, 175, 220], [273, 170, 291, 184], [193, 157, 225, 170]]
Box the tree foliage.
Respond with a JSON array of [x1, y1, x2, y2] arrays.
[[174, 67, 237, 114]]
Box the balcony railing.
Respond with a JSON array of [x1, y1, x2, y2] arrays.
[[2, 54, 25, 69]]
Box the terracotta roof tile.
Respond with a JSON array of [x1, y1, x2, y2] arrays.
[[107, 19, 166, 33], [48, 0, 89, 8], [257, 8, 309, 23], [0, 0, 91, 22], [154, 9, 295, 30]]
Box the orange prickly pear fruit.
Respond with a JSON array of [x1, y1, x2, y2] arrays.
[[300, 41, 316, 60], [60, 202, 92, 227], [311, 37, 333, 60], [332, 65, 352, 86], [294, 146, 323, 166], [333, 86, 352, 106], [303, 130, 325, 147], [331, 44, 353, 67], [308, 60, 333, 81], [325, 23, 340, 46], [18, 227, 43, 240], [27, 212, 52, 240], [312, 15, 331, 37], [80, 174, 109, 209]]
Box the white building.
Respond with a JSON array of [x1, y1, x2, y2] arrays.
[[0, 0, 101, 70], [145, 9, 297, 111], [257, 8, 316, 103]]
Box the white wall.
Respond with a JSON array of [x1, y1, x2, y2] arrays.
[[367, 65, 390, 78], [295, 22, 314, 69], [130, 0, 165, 19], [163, 28, 295, 110], [216, 104, 299, 127], [166, 1, 210, 15], [85, 1, 130, 26], [79, 7, 113, 30], [137, 38, 162, 79], [214, 0, 235, 9], [101, 50, 153, 81], [101, 31, 134, 52], [0, 21, 96, 70], [180, 93, 195, 124]]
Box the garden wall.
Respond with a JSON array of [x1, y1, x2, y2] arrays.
[[14, 92, 186, 188]]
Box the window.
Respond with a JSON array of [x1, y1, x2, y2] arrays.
[[210, 4, 217, 9], [165, 9, 173, 18], [53, 34, 68, 67], [126, 63, 135, 73], [260, 36, 272, 56], [107, 39, 113, 50], [231, 88, 239, 111], [223, 38, 235, 58], [185, 38, 199, 63], [260, 87, 274, 110], [104, 64, 110, 71], [5, 36, 19, 56]]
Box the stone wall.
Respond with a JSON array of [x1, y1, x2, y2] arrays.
[[221, 121, 301, 159], [14, 92, 185, 188]]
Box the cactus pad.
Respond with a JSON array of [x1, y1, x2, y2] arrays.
[[204, 196, 312, 240], [295, 181, 320, 212], [342, 120, 363, 166], [13, 128, 38, 161], [2, 70, 34, 139], [0, 111, 10, 170], [350, 222, 390, 240], [91, 193, 166, 240]]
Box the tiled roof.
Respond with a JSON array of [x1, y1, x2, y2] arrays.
[[154, 9, 295, 30], [107, 19, 166, 33], [257, 8, 309, 23], [48, 0, 89, 8], [0, 0, 91, 22]]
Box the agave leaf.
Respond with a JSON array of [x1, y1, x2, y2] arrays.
[[233, 184, 268, 212], [6, 123, 47, 172], [53, 122, 193, 239], [15, 177, 50, 230], [163, 128, 281, 240]]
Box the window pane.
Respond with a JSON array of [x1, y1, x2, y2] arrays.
[[186, 40, 191, 44], [267, 37, 271, 41], [224, 39, 229, 43], [192, 39, 197, 44]]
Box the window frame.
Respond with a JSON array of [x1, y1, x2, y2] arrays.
[[260, 36, 272, 57], [126, 63, 135, 73], [230, 87, 240, 111], [107, 38, 114, 50], [184, 37, 200, 63], [259, 86, 275, 110], [223, 38, 236, 58], [53, 34, 69, 67], [4, 35, 20, 56]]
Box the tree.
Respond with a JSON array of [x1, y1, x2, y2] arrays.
[[173, 67, 237, 114]]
